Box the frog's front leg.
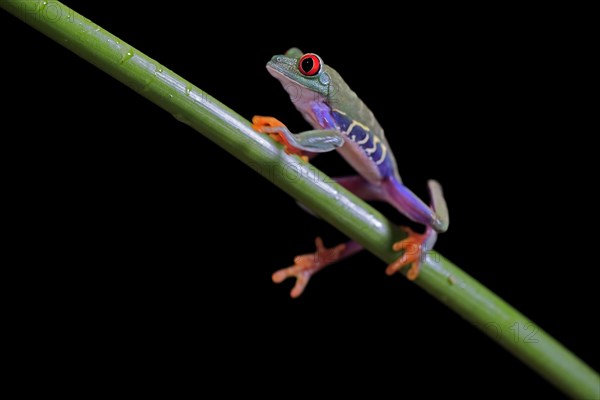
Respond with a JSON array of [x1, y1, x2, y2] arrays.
[[252, 116, 344, 154]]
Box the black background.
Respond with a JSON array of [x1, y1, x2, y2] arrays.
[[2, 2, 597, 398]]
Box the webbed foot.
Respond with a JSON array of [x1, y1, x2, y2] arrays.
[[272, 237, 346, 298], [386, 227, 436, 281], [252, 115, 309, 161]]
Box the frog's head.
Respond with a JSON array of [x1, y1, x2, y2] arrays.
[[266, 48, 333, 105]]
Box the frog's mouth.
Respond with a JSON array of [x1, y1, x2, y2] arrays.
[[267, 61, 324, 111], [267, 63, 322, 106], [266, 63, 288, 80], [266, 57, 297, 82], [266, 63, 301, 92], [266, 53, 295, 70]]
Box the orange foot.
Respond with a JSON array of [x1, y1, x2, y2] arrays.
[[386, 227, 427, 281], [252, 115, 309, 162], [272, 237, 346, 298]]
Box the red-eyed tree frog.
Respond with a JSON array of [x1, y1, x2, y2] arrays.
[[253, 48, 449, 298]]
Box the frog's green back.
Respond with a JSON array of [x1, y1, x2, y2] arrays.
[[323, 65, 385, 140], [323, 64, 400, 179]]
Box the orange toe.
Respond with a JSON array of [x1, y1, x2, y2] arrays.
[[387, 227, 426, 280], [252, 115, 286, 129], [251, 115, 307, 160], [272, 237, 346, 298]]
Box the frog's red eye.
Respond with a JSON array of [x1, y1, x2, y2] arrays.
[[298, 54, 321, 76]]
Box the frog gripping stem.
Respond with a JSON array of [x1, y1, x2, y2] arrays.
[[386, 226, 435, 280], [385, 179, 449, 280], [252, 116, 309, 161], [272, 238, 364, 298]]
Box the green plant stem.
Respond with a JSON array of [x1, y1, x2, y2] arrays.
[[2, 1, 598, 398]]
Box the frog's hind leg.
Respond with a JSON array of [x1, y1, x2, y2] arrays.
[[273, 175, 380, 297], [272, 238, 363, 298], [272, 174, 451, 295], [382, 176, 450, 280]]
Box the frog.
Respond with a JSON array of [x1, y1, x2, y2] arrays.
[[253, 48, 449, 298]]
